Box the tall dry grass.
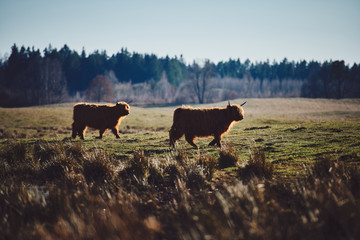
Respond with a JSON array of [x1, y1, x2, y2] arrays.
[[0, 140, 359, 239]]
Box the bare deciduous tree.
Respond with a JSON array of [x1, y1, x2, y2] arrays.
[[39, 58, 68, 105], [189, 60, 215, 104], [154, 71, 174, 102], [85, 75, 114, 102]]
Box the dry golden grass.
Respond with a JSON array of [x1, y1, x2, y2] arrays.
[[1, 139, 359, 239]]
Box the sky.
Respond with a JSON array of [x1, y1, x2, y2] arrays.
[[0, 0, 359, 65]]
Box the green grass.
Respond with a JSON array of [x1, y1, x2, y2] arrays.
[[1, 98, 360, 239], [1, 99, 359, 179]]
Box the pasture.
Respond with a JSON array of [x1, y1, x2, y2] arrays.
[[1, 98, 360, 239], [1, 98, 359, 177]]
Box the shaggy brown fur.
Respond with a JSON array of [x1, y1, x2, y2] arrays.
[[169, 102, 245, 148], [72, 102, 130, 140]]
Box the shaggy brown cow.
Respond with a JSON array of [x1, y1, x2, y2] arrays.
[[169, 101, 246, 148], [72, 102, 130, 140]]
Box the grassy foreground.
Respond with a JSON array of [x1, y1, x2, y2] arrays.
[[0, 98, 360, 239]]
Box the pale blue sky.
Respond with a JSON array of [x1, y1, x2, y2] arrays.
[[1, 0, 359, 64]]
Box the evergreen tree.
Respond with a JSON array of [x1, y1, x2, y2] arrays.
[[0, 43, 359, 107]]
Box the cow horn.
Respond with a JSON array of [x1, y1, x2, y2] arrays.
[[240, 101, 247, 106]]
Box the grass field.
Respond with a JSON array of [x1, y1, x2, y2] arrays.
[[1, 98, 359, 177], [1, 98, 360, 239]]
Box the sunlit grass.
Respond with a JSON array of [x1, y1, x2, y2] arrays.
[[1, 98, 360, 239], [1, 99, 359, 177]]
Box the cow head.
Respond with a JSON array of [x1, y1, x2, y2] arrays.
[[227, 101, 245, 121], [116, 102, 130, 116]]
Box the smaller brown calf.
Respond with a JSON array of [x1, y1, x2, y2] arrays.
[[169, 101, 246, 148], [72, 102, 130, 140]]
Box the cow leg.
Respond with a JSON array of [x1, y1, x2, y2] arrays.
[[71, 122, 77, 139], [208, 139, 216, 146], [209, 135, 222, 148], [169, 136, 176, 148], [78, 125, 86, 140], [169, 127, 183, 148], [185, 134, 198, 149], [216, 135, 222, 148], [97, 129, 106, 139], [111, 127, 120, 138]]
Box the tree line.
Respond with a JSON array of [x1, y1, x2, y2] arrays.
[[0, 44, 359, 107]]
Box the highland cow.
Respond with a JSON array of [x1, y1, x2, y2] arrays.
[[72, 102, 130, 140], [169, 101, 246, 148]]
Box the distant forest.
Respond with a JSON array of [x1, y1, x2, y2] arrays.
[[0, 44, 359, 107]]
